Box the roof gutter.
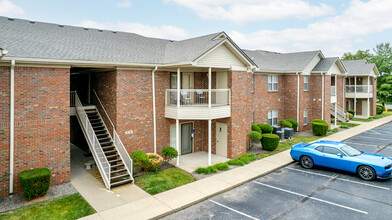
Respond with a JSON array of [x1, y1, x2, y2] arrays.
[[9, 59, 15, 197], [151, 66, 158, 154]]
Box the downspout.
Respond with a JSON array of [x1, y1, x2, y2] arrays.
[[321, 72, 324, 120], [152, 66, 158, 154], [296, 72, 300, 131], [9, 60, 15, 197]]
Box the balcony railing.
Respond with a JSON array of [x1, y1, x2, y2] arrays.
[[331, 86, 336, 96], [165, 89, 230, 107], [346, 85, 373, 93]]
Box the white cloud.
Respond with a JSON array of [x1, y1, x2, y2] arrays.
[[229, 0, 392, 56], [166, 0, 335, 24], [0, 0, 24, 16], [116, 1, 132, 8], [76, 20, 188, 40]]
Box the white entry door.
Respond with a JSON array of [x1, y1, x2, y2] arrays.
[[216, 122, 228, 157], [362, 100, 368, 117]]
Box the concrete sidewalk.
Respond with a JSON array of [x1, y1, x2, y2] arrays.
[[80, 115, 392, 220]]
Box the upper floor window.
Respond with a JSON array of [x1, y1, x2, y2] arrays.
[[268, 75, 278, 91], [346, 78, 350, 85], [251, 112, 254, 124], [304, 109, 308, 125], [304, 76, 309, 91], [252, 74, 255, 93], [268, 110, 278, 125]]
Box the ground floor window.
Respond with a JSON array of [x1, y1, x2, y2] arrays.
[[268, 110, 278, 125], [304, 109, 308, 125]]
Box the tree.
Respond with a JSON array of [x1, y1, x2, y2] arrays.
[[341, 49, 373, 61], [377, 75, 392, 105]]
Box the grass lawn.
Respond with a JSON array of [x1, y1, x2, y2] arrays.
[[134, 168, 196, 195], [338, 122, 360, 128], [351, 118, 372, 122], [0, 193, 95, 220], [382, 111, 392, 117]]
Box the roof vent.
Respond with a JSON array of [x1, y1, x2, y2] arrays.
[[98, 30, 103, 32], [112, 31, 117, 34], [83, 28, 89, 30], [8, 18, 14, 21], [59, 24, 64, 27], [29, 21, 35, 24]]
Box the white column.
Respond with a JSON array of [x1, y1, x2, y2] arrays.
[[176, 119, 180, 165], [9, 60, 15, 196], [343, 77, 345, 110], [208, 119, 211, 166], [321, 73, 324, 120], [335, 74, 337, 126], [354, 76, 357, 116], [208, 67, 212, 108], [177, 68, 181, 108], [367, 76, 370, 118], [152, 66, 158, 154]]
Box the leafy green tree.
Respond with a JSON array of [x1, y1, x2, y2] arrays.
[[341, 50, 373, 61]]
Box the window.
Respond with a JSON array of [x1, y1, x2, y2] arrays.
[[322, 146, 343, 155], [303, 109, 308, 125], [251, 112, 254, 124], [315, 146, 324, 152], [304, 76, 308, 91], [170, 72, 178, 89], [268, 110, 278, 125], [346, 78, 350, 85], [251, 74, 255, 92], [268, 75, 278, 91]]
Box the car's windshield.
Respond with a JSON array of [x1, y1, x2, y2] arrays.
[[341, 145, 362, 156]]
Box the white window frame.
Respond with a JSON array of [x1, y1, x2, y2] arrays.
[[304, 76, 308, 91], [304, 109, 308, 125], [251, 74, 255, 93], [251, 112, 254, 124], [268, 110, 278, 126], [268, 75, 278, 91]]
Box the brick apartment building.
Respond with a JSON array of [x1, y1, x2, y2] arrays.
[[0, 17, 379, 196]]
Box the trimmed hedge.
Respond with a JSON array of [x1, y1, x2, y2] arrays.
[[346, 110, 355, 115], [247, 131, 262, 141], [251, 124, 262, 133], [19, 168, 51, 201], [130, 151, 147, 167], [376, 105, 384, 115], [279, 120, 292, 128], [213, 163, 229, 171], [195, 166, 217, 174], [311, 119, 328, 136], [348, 113, 354, 120], [286, 119, 298, 129], [261, 134, 280, 151], [257, 123, 273, 133], [161, 147, 178, 163], [227, 154, 257, 166]]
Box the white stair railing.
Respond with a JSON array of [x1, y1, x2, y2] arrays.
[[74, 92, 111, 189], [92, 89, 133, 181], [331, 103, 348, 122]]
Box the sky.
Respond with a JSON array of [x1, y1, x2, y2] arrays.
[[1, 0, 392, 57]]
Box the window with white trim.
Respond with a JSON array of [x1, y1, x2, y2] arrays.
[[251, 74, 255, 92], [268, 75, 278, 91], [251, 112, 254, 124], [304, 76, 308, 91], [304, 109, 308, 125], [268, 110, 278, 125]]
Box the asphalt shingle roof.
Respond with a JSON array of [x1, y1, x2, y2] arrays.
[[341, 60, 376, 76], [243, 49, 320, 72], [312, 57, 338, 72], [0, 16, 225, 64]]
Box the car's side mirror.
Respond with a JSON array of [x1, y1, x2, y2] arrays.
[[337, 153, 343, 158]]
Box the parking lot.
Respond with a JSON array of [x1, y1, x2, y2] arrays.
[[162, 122, 392, 220]]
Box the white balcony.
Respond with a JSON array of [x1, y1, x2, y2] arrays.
[[165, 89, 231, 120], [345, 85, 373, 98]]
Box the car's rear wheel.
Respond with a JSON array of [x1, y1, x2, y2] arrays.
[[357, 165, 376, 181], [300, 156, 314, 169]]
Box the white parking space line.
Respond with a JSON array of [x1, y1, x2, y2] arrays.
[[286, 167, 390, 191], [209, 200, 260, 220], [252, 181, 368, 215]]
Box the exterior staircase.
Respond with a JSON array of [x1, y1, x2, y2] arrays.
[[331, 103, 348, 122], [74, 91, 133, 190]]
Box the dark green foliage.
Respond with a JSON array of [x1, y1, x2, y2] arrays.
[[257, 123, 273, 133], [227, 158, 245, 166], [247, 131, 262, 141], [251, 124, 262, 133], [279, 120, 293, 128], [213, 163, 229, 171], [227, 154, 256, 166], [19, 168, 51, 201], [195, 166, 217, 174], [161, 147, 178, 163], [240, 154, 257, 162], [346, 110, 355, 115], [130, 151, 147, 167], [311, 119, 328, 136], [377, 105, 384, 115], [261, 134, 280, 151], [286, 119, 298, 129]]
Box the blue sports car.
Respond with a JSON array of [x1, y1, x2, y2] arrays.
[[290, 140, 392, 180]]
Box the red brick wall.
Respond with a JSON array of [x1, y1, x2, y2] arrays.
[[336, 76, 345, 109], [324, 75, 332, 126], [0, 66, 70, 197], [283, 75, 298, 122]]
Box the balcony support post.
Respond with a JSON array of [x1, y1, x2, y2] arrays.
[[335, 74, 337, 126], [176, 119, 180, 165], [354, 76, 357, 117], [208, 67, 212, 108], [208, 119, 212, 166], [367, 76, 370, 118], [177, 68, 181, 108], [321, 72, 324, 120]]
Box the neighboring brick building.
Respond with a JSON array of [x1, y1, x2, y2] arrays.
[[0, 17, 379, 196]]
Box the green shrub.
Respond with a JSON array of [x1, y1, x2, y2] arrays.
[[141, 153, 163, 172], [261, 134, 280, 151], [240, 154, 257, 162], [279, 120, 293, 128], [251, 124, 261, 133], [247, 131, 262, 141], [19, 168, 51, 201], [348, 113, 354, 120], [227, 158, 245, 166], [161, 147, 178, 163], [257, 123, 273, 133], [311, 119, 328, 136], [331, 119, 335, 124], [286, 119, 298, 129], [376, 105, 384, 115], [195, 166, 217, 174], [346, 110, 355, 115], [328, 128, 339, 133], [130, 151, 147, 167], [213, 163, 229, 171]]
